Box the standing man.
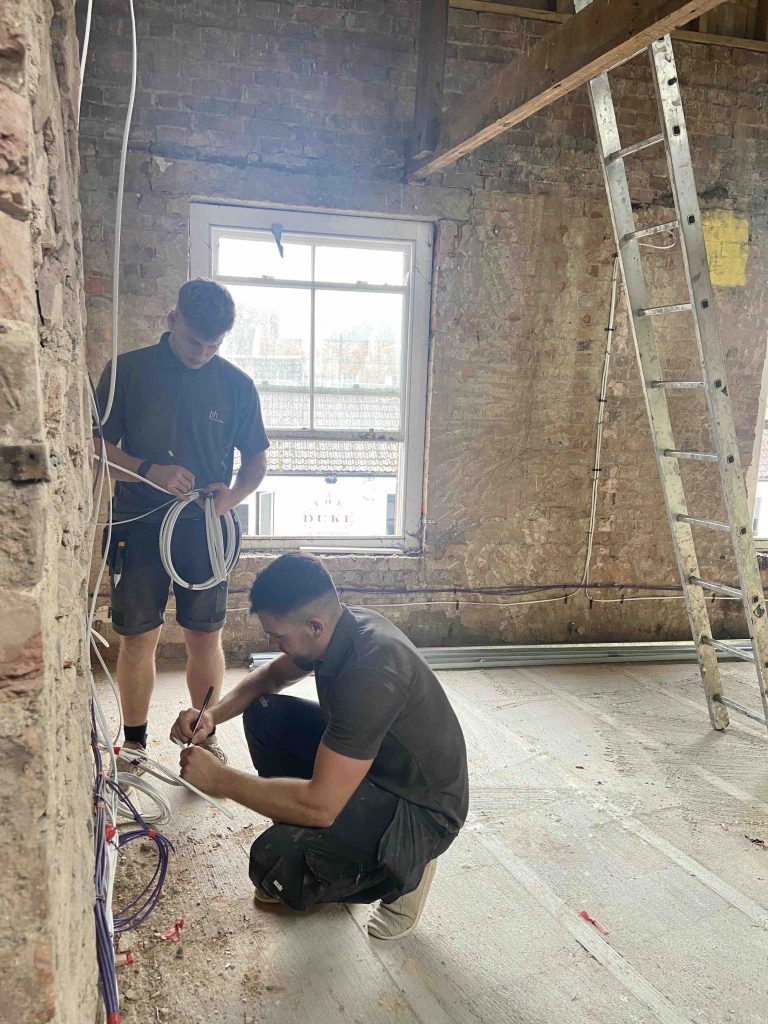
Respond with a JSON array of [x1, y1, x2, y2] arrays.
[[172, 553, 469, 940], [94, 279, 269, 763]]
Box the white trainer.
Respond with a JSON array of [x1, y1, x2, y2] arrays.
[[367, 859, 437, 941]]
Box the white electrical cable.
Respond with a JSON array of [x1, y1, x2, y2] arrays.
[[78, 0, 94, 122], [95, 453, 170, 493], [638, 234, 679, 250], [115, 774, 173, 826], [80, 12, 173, 1015], [100, 0, 137, 427], [94, 453, 241, 587], [98, 501, 176, 527], [159, 497, 240, 590], [115, 744, 235, 818]]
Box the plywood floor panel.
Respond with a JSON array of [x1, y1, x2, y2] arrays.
[[96, 659, 768, 1024]]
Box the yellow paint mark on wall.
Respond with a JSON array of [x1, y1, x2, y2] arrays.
[[702, 210, 750, 288]]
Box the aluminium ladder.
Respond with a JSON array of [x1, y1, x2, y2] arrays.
[[574, 0, 768, 731]]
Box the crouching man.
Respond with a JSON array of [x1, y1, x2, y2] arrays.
[[171, 552, 468, 940]]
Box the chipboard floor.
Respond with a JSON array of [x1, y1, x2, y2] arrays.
[[97, 659, 768, 1024]]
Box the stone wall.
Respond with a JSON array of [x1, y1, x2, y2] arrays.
[[78, 0, 768, 660], [0, 0, 96, 1020]]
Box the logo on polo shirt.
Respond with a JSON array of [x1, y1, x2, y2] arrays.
[[208, 408, 224, 424]]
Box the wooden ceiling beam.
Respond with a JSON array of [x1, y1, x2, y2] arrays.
[[409, 0, 450, 164], [410, 0, 728, 180]]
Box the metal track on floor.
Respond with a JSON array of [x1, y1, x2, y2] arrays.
[[249, 639, 754, 672]]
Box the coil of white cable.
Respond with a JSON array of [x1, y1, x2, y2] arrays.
[[159, 494, 241, 590], [115, 774, 173, 826]]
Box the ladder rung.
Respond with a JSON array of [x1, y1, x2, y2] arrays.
[[649, 380, 705, 390], [715, 695, 767, 725], [638, 303, 692, 317], [676, 514, 730, 532], [663, 449, 718, 462], [690, 577, 743, 598], [703, 637, 755, 661], [606, 133, 664, 163], [622, 220, 679, 244]]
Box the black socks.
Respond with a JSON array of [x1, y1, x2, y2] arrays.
[[124, 723, 148, 748], [123, 723, 212, 746]]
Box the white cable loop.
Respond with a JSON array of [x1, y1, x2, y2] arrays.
[[115, 774, 173, 826], [115, 745, 235, 818], [159, 496, 241, 591], [96, 456, 241, 586]]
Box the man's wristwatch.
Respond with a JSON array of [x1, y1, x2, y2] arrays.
[[137, 460, 153, 479]]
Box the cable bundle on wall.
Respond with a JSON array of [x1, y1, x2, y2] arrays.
[[80, 3, 163, 1019]]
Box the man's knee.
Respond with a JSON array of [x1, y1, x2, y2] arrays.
[[249, 825, 311, 912], [183, 627, 222, 654], [242, 693, 274, 734], [120, 628, 161, 662]]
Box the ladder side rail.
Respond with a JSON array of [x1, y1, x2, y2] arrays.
[[650, 37, 768, 721], [585, 67, 728, 730]]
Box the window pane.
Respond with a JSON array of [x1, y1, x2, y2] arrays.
[[223, 285, 311, 429], [217, 233, 312, 281], [263, 439, 400, 536], [314, 291, 403, 431], [314, 244, 407, 286]]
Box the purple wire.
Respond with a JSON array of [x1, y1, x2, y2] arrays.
[[91, 704, 175, 1021], [102, 777, 174, 932], [92, 713, 120, 1017]]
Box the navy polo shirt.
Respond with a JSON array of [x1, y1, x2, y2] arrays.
[[94, 333, 269, 520]]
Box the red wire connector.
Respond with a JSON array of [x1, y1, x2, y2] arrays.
[[159, 918, 184, 942], [107, 1013, 122, 1023], [579, 910, 609, 935], [105, 824, 117, 843], [147, 829, 157, 839], [114, 951, 135, 967]]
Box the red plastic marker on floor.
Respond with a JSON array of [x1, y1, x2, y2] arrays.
[[159, 918, 184, 942], [579, 910, 609, 935]]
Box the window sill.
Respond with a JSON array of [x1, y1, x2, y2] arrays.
[[238, 537, 422, 558]]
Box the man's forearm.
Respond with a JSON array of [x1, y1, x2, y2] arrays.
[[230, 451, 267, 503], [94, 438, 145, 484], [218, 769, 332, 828]]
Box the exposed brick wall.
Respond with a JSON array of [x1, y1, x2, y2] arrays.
[[0, 1, 96, 1020], [79, 1, 768, 660]]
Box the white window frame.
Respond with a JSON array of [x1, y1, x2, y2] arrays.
[[189, 202, 433, 553]]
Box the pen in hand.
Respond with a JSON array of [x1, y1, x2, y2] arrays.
[[187, 685, 214, 747]]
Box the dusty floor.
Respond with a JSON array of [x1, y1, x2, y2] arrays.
[[97, 658, 768, 1024]]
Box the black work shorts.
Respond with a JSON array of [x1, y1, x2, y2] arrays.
[[103, 517, 229, 636]]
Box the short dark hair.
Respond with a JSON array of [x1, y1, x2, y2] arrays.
[[176, 279, 235, 340], [249, 553, 337, 617]]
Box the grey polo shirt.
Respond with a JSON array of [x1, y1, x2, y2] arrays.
[[312, 606, 469, 834], [94, 333, 269, 520]]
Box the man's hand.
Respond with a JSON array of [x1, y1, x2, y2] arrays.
[[197, 481, 239, 516], [170, 707, 215, 746], [147, 463, 195, 498], [180, 746, 227, 796]]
